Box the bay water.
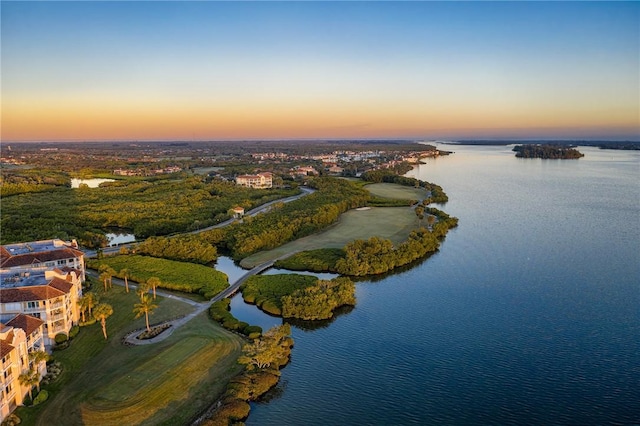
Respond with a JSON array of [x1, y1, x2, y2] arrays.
[[229, 145, 639, 425]]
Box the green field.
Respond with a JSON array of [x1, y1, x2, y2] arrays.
[[364, 182, 427, 200], [17, 284, 244, 426], [88, 255, 229, 299], [241, 183, 425, 268]]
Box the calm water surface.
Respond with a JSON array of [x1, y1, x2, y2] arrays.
[[229, 145, 639, 425]]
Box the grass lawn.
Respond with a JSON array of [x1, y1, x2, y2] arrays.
[[88, 255, 229, 298], [363, 182, 428, 200], [16, 285, 245, 426], [240, 183, 428, 268], [241, 206, 420, 268]]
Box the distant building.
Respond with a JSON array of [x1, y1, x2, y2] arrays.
[[235, 172, 273, 189], [1, 239, 85, 281], [291, 166, 318, 176], [0, 314, 46, 422], [231, 207, 245, 218]]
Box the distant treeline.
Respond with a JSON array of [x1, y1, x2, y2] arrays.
[[513, 144, 584, 159], [455, 140, 640, 150]]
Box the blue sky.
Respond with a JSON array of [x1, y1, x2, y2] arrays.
[[2, 1, 638, 141]]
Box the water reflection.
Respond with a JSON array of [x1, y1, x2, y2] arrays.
[[106, 232, 136, 246], [284, 305, 355, 332], [71, 178, 115, 188]]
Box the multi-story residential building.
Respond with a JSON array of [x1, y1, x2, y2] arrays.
[[235, 172, 273, 189], [1, 239, 85, 281], [0, 314, 46, 422], [0, 268, 83, 348]]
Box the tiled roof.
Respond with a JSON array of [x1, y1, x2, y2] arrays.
[[0, 340, 15, 358], [49, 277, 74, 293], [0, 285, 66, 303], [6, 314, 44, 336], [0, 247, 84, 268], [0, 247, 11, 259]]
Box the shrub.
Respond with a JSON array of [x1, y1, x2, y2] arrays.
[[260, 300, 281, 316], [204, 399, 250, 425], [79, 318, 96, 327], [68, 325, 80, 339], [31, 390, 49, 406], [54, 333, 68, 345], [243, 325, 262, 339], [1, 413, 21, 426]]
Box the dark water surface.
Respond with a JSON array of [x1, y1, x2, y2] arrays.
[[228, 145, 639, 425]]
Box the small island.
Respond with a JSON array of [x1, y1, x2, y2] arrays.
[[513, 144, 584, 159]]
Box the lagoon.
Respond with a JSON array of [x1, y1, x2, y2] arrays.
[[231, 145, 639, 425], [70, 178, 115, 188]]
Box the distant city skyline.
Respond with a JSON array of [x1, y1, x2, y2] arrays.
[[2, 1, 638, 142]]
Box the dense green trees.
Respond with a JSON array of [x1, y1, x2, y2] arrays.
[[334, 221, 457, 276], [224, 177, 370, 259], [134, 235, 218, 264], [0, 175, 299, 247], [513, 144, 584, 159], [281, 277, 356, 320], [241, 274, 318, 316], [241, 274, 356, 320], [278, 208, 458, 277]]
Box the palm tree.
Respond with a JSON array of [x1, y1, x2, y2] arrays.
[[93, 303, 114, 339], [99, 271, 111, 292], [98, 265, 116, 290], [18, 370, 39, 401], [28, 351, 49, 392], [120, 268, 130, 293], [77, 295, 88, 322], [146, 277, 161, 299], [133, 295, 158, 332], [84, 292, 99, 319], [136, 281, 150, 302]]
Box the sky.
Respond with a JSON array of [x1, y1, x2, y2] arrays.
[[1, 1, 639, 142]]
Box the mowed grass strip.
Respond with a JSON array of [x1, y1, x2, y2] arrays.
[[28, 285, 244, 426], [241, 206, 420, 268], [80, 316, 244, 426], [363, 182, 428, 200]]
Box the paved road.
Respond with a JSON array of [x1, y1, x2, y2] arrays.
[[86, 188, 313, 344], [84, 187, 314, 258], [115, 258, 277, 345]]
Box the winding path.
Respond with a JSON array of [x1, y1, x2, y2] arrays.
[[87, 189, 312, 345]]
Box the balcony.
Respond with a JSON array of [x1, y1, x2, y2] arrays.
[[50, 301, 64, 309], [50, 324, 67, 334], [48, 312, 66, 322]]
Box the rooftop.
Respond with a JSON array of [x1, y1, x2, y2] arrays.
[[0, 268, 79, 290], [1, 239, 84, 269], [2, 239, 77, 256]]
